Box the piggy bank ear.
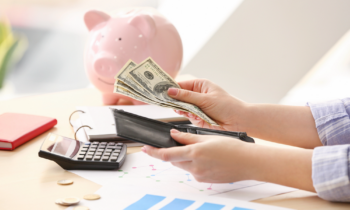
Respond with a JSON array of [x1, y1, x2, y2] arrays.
[[84, 10, 110, 31], [128, 14, 156, 38]]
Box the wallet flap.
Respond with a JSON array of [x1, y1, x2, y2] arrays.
[[111, 109, 183, 148], [175, 126, 255, 143]]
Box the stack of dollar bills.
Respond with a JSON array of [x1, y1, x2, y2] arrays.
[[114, 58, 218, 126]]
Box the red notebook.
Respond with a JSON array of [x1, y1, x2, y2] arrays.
[[0, 113, 57, 150]]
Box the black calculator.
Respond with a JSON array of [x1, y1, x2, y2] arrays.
[[38, 133, 127, 170]]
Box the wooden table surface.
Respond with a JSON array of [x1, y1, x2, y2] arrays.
[[1, 78, 350, 210]]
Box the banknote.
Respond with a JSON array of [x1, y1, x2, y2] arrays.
[[114, 80, 187, 111], [114, 85, 157, 105], [115, 60, 163, 103], [116, 57, 218, 126]]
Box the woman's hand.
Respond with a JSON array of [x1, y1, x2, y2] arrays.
[[142, 129, 316, 192], [168, 79, 322, 149], [168, 79, 248, 131], [142, 129, 256, 183]]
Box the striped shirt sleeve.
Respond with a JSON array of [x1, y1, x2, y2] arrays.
[[308, 98, 350, 202]]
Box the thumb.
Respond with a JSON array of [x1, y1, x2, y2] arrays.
[[168, 88, 205, 106], [171, 129, 204, 145]]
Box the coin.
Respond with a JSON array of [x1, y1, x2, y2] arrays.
[[83, 194, 101, 200], [62, 197, 80, 205], [55, 198, 70, 206], [73, 206, 89, 210], [57, 179, 74, 185]]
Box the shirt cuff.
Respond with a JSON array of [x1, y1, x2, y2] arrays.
[[307, 98, 350, 145], [312, 145, 350, 202]]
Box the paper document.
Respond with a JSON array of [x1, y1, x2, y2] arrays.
[[66, 185, 292, 210], [71, 118, 143, 147], [71, 152, 297, 201], [73, 105, 187, 141]]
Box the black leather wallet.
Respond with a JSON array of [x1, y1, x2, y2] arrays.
[[111, 109, 254, 148]]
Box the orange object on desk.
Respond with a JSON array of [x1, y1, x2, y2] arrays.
[[0, 113, 57, 150]]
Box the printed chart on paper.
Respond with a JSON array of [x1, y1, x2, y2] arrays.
[[71, 152, 296, 201], [66, 185, 292, 210]]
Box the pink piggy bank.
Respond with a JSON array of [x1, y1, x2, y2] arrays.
[[84, 8, 183, 105]]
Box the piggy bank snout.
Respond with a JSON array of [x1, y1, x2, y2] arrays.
[[94, 57, 119, 78]]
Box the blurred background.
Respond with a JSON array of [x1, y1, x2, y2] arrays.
[[1, 0, 350, 104]]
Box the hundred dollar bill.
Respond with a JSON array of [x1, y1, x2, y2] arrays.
[[114, 85, 157, 105], [115, 60, 164, 104], [115, 84, 189, 112], [129, 58, 219, 126], [115, 60, 186, 110]]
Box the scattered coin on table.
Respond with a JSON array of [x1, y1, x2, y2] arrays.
[[57, 179, 74, 185], [61, 197, 80, 205], [83, 194, 101, 200], [55, 198, 70, 206], [73, 206, 90, 210]]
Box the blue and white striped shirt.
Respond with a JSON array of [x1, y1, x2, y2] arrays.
[[308, 98, 350, 202]]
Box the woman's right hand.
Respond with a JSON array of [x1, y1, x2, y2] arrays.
[[168, 79, 248, 131]]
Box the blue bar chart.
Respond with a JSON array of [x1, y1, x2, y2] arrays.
[[124, 194, 165, 210], [160, 198, 195, 210], [196, 202, 225, 210], [123, 194, 255, 210]]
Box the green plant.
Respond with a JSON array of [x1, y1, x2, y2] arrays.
[[0, 18, 26, 89]]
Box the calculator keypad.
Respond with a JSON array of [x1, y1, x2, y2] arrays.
[[77, 142, 124, 162]]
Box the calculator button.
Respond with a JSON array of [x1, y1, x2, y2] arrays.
[[98, 146, 106, 149], [112, 153, 119, 157], [84, 142, 91, 145], [86, 155, 93, 160], [108, 142, 115, 145], [100, 142, 107, 145], [105, 149, 112, 152], [115, 146, 122, 150], [102, 156, 109, 161], [117, 143, 123, 146], [94, 156, 101, 160], [90, 145, 97, 148], [114, 149, 121, 153], [87, 152, 94, 155], [89, 148, 96, 152], [104, 153, 111, 156], [97, 149, 104, 152], [95, 152, 103, 156], [110, 157, 118, 161], [81, 148, 88, 151], [79, 152, 86, 155], [77, 155, 85, 159], [82, 145, 89, 148], [107, 146, 120, 150], [92, 142, 99, 144]]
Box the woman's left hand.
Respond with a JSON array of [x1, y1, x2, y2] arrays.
[[142, 129, 256, 183]]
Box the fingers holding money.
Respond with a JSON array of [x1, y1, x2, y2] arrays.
[[167, 88, 206, 107], [174, 109, 198, 120], [113, 58, 219, 126]]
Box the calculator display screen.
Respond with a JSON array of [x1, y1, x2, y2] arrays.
[[41, 133, 81, 158]]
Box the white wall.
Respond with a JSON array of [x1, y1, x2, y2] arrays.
[[158, 0, 243, 68], [180, 0, 350, 103]]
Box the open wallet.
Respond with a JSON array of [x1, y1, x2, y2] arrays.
[[111, 109, 255, 148]]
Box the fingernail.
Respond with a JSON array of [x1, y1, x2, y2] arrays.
[[171, 129, 180, 134], [195, 116, 201, 120], [141, 146, 146, 153], [168, 88, 178, 96]]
